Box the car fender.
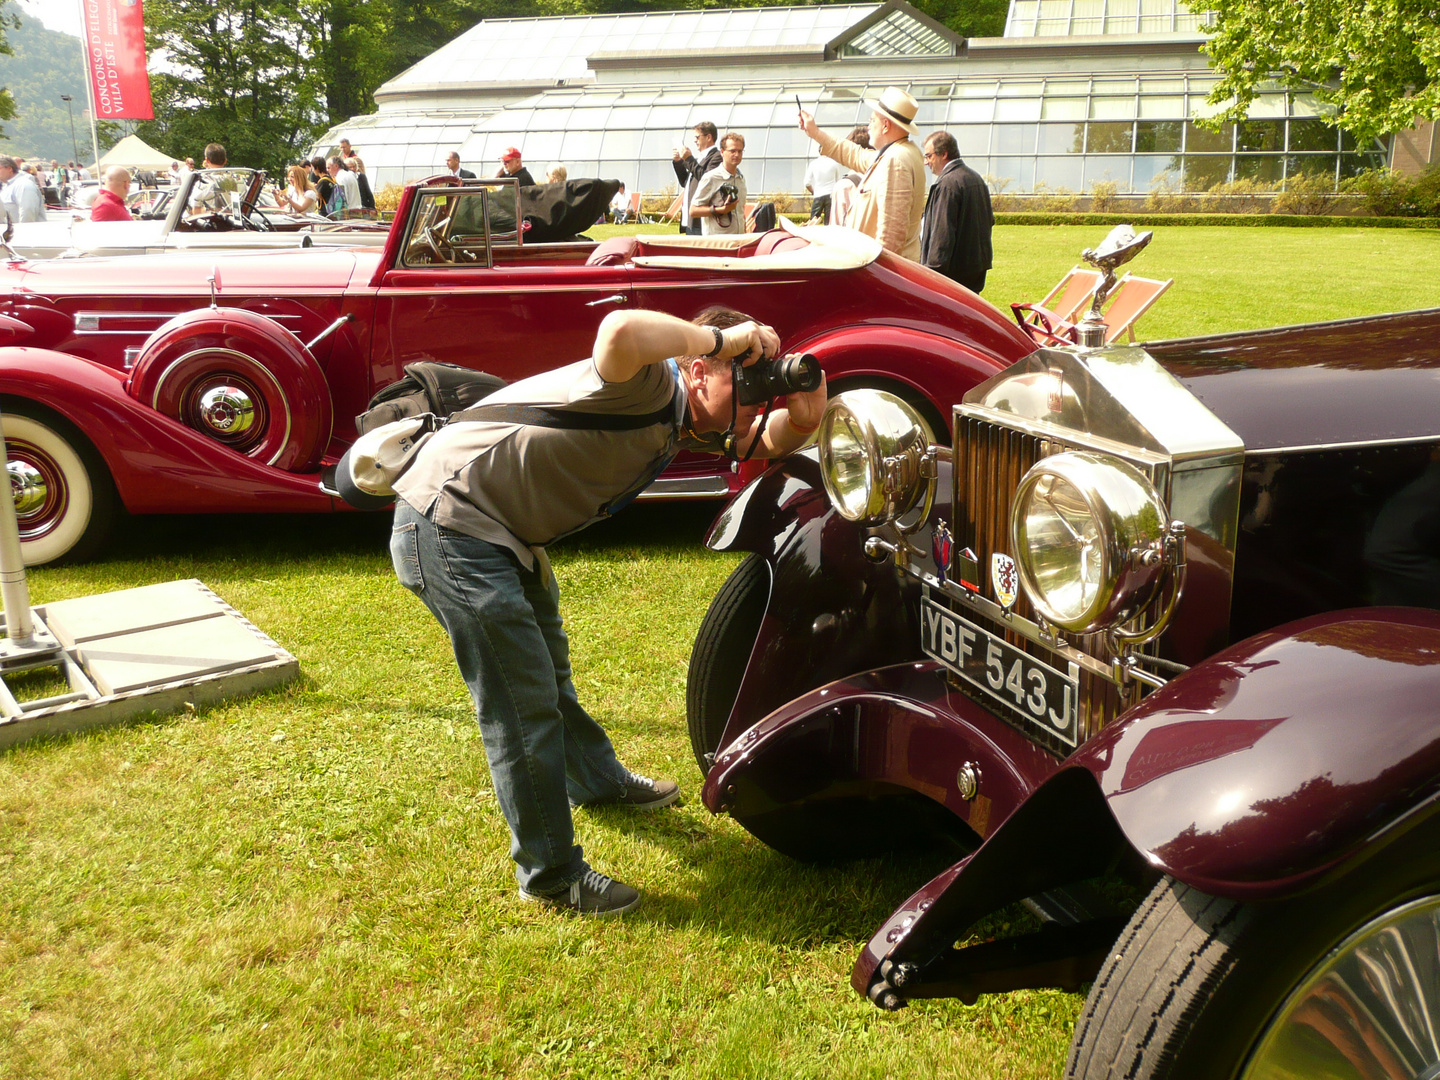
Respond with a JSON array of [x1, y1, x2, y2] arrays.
[[701, 660, 1065, 861], [791, 324, 1020, 438], [704, 450, 951, 753], [1072, 605, 1440, 898], [0, 347, 334, 513], [850, 607, 1440, 1002]]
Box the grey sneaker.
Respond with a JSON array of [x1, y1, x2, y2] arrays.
[[614, 773, 681, 810], [520, 868, 641, 917], [572, 773, 681, 811]]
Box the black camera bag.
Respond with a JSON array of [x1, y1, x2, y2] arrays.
[[356, 361, 508, 435]]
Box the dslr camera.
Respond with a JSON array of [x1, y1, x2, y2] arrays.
[[711, 181, 739, 228], [733, 352, 823, 406]]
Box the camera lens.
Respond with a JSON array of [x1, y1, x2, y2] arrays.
[[771, 353, 822, 395]]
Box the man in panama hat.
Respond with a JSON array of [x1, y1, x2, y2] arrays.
[[798, 86, 926, 261]]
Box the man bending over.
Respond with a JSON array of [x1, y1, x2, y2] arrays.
[[390, 308, 826, 915]]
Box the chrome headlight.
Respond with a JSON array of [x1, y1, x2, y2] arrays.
[[1010, 451, 1169, 633], [818, 390, 930, 525]]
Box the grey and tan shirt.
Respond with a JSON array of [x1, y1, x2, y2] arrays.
[[393, 356, 716, 569]]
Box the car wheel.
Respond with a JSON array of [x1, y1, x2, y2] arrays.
[[1, 402, 117, 566], [128, 307, 333, 473], [1066, 875, 1440, 1080], [685, 553, 770, 774]]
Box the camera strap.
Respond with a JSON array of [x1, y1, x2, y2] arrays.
[[722, 356, 777, 463]]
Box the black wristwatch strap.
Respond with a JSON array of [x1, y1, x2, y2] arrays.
[[702, 326, 724, 358]]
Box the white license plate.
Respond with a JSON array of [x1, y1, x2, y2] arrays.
[[921, 597, 1080, 748]]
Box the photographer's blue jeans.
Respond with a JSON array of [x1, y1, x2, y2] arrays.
[[390, 499, 632, 895]]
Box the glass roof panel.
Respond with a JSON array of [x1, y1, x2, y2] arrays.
[[839, 9, 956, 58], [379, 4, 882, 92], [1005, 0, 1207, 37]]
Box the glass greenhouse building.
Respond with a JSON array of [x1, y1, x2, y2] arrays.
[[313, 0, 1394, 197]]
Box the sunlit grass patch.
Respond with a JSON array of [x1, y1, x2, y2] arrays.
[[5, 235, 1435, 1077]]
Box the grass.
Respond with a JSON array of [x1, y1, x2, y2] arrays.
[[589, 220, 1440, 341], [3, 227, 1440, 1078]]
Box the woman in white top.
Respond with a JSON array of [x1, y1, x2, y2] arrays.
[[277, 164, 318, 216]]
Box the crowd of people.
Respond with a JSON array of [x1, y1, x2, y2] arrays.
[[7, 87, 992, 287], [535, 84, 994, 291], [275, 139, 376, 218]]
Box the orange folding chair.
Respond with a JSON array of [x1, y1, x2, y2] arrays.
[[1100, 274, 1173, 344], [1011, 266, 1104, 346], [656, 195, 682, 226]]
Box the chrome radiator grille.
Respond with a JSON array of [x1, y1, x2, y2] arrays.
[[950, 413, 1152, 749]]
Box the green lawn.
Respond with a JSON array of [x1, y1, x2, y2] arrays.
[[2, 227, 1439, 1079], [592, 220, 1440, 341]]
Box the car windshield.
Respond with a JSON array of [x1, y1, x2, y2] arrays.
[[126, 188, 171, 220], [401, 184, 521, 267], [187, 168, 252, 214]]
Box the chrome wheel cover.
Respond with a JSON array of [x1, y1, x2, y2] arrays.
[[197, 384, 257, 437], [8, 458, 48, 517], [1243, 895, 1440, 1079], [6, 441, 68, 539]]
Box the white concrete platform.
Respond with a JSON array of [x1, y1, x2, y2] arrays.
[[0, 578, 298, 751]]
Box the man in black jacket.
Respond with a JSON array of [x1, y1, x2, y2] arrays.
[[445, 152, 477, 180], [671, 121, 721, 235], [919, 131, 993, 294]]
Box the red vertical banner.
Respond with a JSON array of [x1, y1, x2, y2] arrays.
[[84, 0, 155, 121]]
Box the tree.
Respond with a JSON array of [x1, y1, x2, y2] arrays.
[[0, 0, 20, 139], [136, 0, 328, 173], [1202, 0, 1440, 143]]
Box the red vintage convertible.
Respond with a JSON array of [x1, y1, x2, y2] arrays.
[[0, 176, 1032, 564]]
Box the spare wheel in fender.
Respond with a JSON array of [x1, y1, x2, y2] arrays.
[[127, 306, 333, 472]]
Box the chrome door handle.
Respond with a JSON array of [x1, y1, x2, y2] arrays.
[[585, 293, 628, 307]]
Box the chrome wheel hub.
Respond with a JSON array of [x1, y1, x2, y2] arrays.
[[198, 385, 256, 436], [1243, 895, 1440, 1079], [8, 459, 48, 518]]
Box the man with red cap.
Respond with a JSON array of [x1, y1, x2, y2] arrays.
[[496, 147, 535, 186]]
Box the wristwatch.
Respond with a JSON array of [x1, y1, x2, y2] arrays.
[[702, 326, 725, 358]]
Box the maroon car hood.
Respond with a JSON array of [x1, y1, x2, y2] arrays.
[[0, 247, 379, 297], [1149, 308, 1440, 451]]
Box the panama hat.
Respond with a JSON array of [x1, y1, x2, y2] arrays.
[[864, 86, 921, 136]]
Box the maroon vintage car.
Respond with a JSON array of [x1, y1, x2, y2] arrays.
[[0, 177, 1033, 564], [688, 232, 1440, 1079]]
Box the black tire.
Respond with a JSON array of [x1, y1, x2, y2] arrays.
[[1066, 874, 1440, 1080], [685, 553, 770, 775], [1, 400, 118, 566]]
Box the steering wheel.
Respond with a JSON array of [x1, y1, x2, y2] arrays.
[[240, 201, 274, 232], [416, 219, 456, 262]]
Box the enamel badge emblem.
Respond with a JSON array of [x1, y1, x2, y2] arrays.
[[991, 553, 1019, 610], [931, 520, 953, 584], [955, 546, 981, 593]]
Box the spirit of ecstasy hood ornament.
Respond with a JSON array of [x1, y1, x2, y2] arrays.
[[1075, 225, 1153, 348]]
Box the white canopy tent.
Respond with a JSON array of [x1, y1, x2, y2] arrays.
[[94, 135, 175, 175]]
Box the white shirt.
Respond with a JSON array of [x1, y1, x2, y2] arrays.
[[805, 155, 846, 199], [692, 164, 746, 236], [1, 173, 44, 222], [609, 191, 629, 214], [336, 168, 361, 211], [285, 184, 318, 215]]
